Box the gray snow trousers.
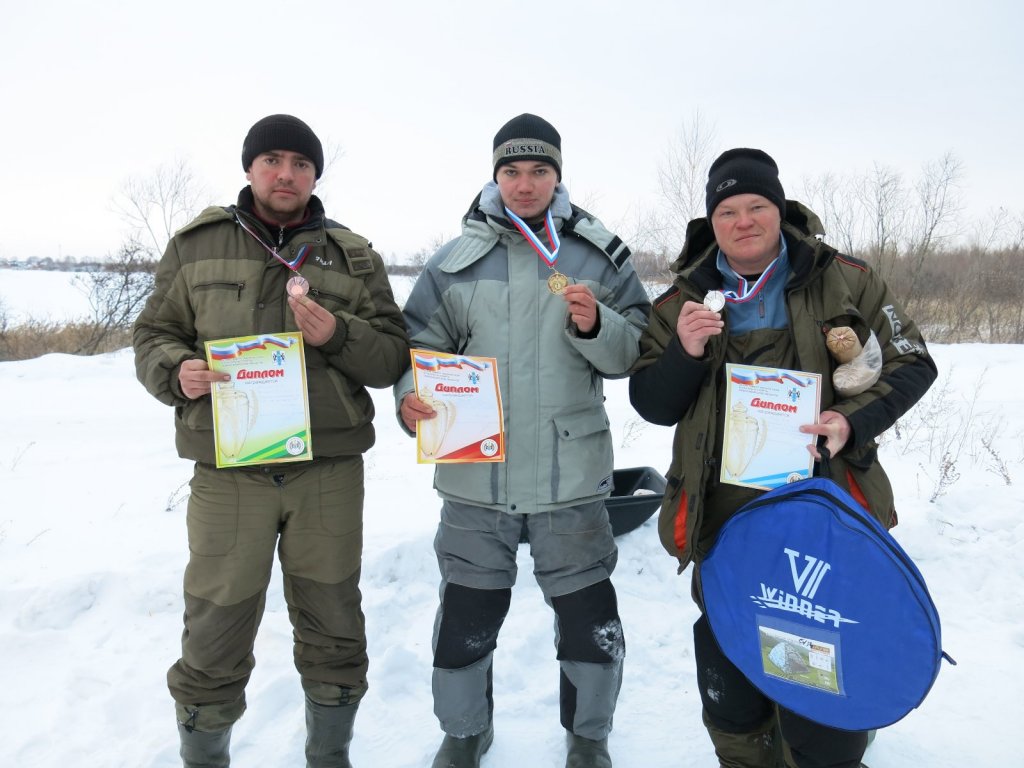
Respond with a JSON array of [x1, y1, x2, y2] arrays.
[[431, 499, 624, 741]]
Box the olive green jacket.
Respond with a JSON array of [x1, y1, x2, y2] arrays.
[[133, 191, 409, 465], [629, 202, 937, 570]]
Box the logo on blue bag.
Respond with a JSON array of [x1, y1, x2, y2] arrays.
[[750, 547, 858, 629]]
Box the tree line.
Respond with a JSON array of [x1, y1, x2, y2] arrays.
[[2, 120, 1022, 360]]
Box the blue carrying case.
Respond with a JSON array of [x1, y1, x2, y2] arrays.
[[701, 476, 953, 731]]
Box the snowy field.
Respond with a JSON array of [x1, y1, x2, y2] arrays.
[[1, 270, 1022, 766]]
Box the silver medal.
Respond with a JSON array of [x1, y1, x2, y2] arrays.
[[703, 290, 726, 312]]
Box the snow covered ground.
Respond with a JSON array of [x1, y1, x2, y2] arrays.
[[1, 270, 1022, 766]]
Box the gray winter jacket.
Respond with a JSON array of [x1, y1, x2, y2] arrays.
[[395, 182, 650, 514]]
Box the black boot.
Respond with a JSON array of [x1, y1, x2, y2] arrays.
[[565, 731, 612, 768], [305, 696, 359, 768], [178, 722, 231, 768], [430, 724, 494, 768]]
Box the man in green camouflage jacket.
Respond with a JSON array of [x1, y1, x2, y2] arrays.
[[629, 148, 936, 768], [134, 114, 408, 768]]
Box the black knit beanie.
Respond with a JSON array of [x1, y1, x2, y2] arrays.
[[705, 148, 786, 219], [242, 114, 324, 179], [492, 113, 562, 181]]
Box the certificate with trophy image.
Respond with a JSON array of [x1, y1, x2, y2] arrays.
[[204, 332, 312, 468], [721, 363, 821, 490], [411, 349, 505, 464]]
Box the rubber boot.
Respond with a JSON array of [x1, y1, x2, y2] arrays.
[[178, 722, 231, 768], [305, 696, 359, 768], [704, 711, 775, 768], [430, 723, 494, 768], [565, 731, 612, 768]]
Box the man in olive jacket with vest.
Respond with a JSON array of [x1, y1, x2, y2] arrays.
[[134, 114, 409, 768], [629, 149, 936, 768], [395, 114, 650, 768]]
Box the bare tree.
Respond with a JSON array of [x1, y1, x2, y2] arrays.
[[900, 152, 964, 303], [72, 238, 156, 354], [307, 140, 345, 202], [115, 159, 208, 258], [657, 111, 718, 251], [910, 152, 963, 256], [855, 164, 908, 280], [971, 207, 1024, 251], [800, 171, 862, 257]]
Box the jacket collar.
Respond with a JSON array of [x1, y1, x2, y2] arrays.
[[673, 200, 832, 294], [233, 187, 326, 246], [439, 181, 572, 273]]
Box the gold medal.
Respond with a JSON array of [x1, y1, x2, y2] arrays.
[[287, 274, 310, 297], [547, 271, 569, 295]]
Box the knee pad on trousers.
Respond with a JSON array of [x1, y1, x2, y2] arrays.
[[550, 579, 624, 664], [694, 613, 773, 733], [434, 583, 512, 669]]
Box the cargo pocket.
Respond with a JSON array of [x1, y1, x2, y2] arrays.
[[318, 457, 364, 537], [186, 464, 239, 556], [551, 407, 613, 503]]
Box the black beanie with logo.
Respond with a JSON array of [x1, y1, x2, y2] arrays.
[[705, 148, 786, 219], [242, 114, 325, 179], [492, 113, 562, 181]]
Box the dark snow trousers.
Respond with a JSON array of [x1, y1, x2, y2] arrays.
[[168, 459, 368, 732], [694, 614, 869, 768], [432, 499, 624, 741]]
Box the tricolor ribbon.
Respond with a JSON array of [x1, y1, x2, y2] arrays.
[[235, 214, 313, 273], [209, 334, 297, 360], [729, 369, 812, 387], [414, 355, 489, 371], [723, 258, 779, 304], [503, 207, 560, 269]]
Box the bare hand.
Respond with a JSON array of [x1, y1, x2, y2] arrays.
[[288, 294, 338, 346], [400, 392, 437, 433], [801, 410, 852, 460], [676, 300, 724, 358], [561, 284, 599, 335], [178, 359, 230, 400]]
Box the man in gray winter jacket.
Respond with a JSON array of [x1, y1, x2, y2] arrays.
[[394, 114, 650, 768]]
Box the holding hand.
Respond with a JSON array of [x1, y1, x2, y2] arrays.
[[676, 301, 724, 358], [800, 410, 851, 460], [400, 392, 437, 432], [561, 284, 599, 335], [178, 359, 230, 400], [288, 294, 338, 346]]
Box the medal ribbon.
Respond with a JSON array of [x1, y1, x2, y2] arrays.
[[235, 214, 313, 272], [504, 207, 560, 269], [722, 258, 779, 304]]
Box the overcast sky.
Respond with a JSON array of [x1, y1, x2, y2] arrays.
[[2, 0, 1021, 263]]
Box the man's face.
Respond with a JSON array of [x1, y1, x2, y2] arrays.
[[245, 150, 317, 226], [710, 193, 782, 274], [496, 160, 558, 221]]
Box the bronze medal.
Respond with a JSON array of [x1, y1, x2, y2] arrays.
[[547, 271, 569, 295], [287, 274, 310, 297]]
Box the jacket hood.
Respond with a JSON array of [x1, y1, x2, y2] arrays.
[[438, 181, 573, 273]]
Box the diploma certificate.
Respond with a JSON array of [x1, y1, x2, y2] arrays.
[[721, 363, 821, 490], [411, 349, 504, 464], [205, 332, 312, 468]]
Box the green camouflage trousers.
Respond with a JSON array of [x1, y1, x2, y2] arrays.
[[168, 458, 367, 731]]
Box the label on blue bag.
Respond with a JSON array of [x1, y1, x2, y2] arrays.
[[757, 616, 843, 695]]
